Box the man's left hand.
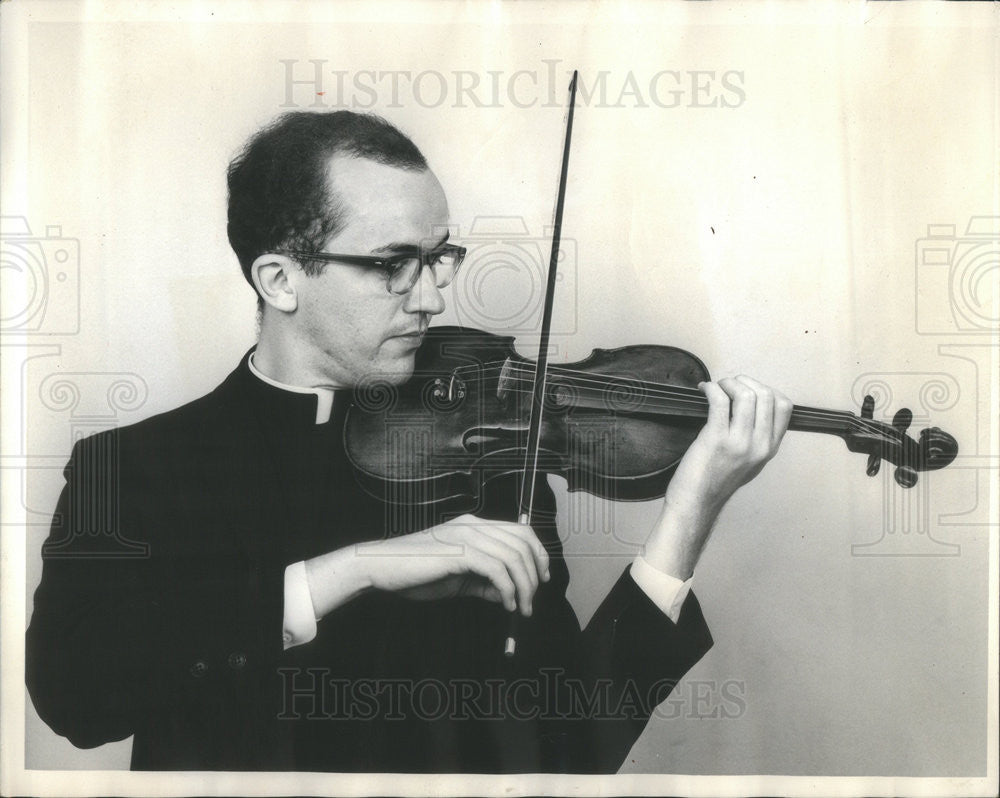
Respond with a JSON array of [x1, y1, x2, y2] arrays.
[[641, 374, 793, 580]]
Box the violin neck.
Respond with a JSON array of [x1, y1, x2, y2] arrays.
[[786, 404, 858, 438], [546, 368, 859, 441]]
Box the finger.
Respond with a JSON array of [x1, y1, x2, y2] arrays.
[[459, 577, 504, 607], [454, 516, 549, 579], [719, 376, 756, 438], [467, 531, 537, 616], [489, 526, 542, 595], [771, 390, 793, 449], [482, 526, 539, 594], [699, 380, 731, 434], [464, 549, 517, 612], [736, 375, 775, 455], [495, 522, 550, 582], [481, 584, 504, 606], [450, 515, 549, 587]]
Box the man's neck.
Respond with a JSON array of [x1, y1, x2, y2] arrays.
[[254, 325, 344, 391]]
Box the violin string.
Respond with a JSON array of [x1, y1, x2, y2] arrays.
[[449, 360, 882, 433], [487, 381, 857, 432], [454, 365, 856, 427], [499, 367, 871, 434], [454, 362, 852, 423], [471, 370, 869, 432], [457, 361, 713, 403], [458, 360, 764, 406], [444, 361, 889, 436]]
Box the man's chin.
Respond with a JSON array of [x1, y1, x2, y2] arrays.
[[359, 353, 416, 386]]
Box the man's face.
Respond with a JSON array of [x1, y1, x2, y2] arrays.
[[291, 155, 450, 387]]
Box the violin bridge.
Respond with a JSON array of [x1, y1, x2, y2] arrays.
[[444, 372, 466, 403], [496, 357, 515, 405]]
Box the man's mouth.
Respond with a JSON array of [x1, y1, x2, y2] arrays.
[[392, 323, 428, 339], [389, 316, 429, 341], [388, 329, 426, 347]]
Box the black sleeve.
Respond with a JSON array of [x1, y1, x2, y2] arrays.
[[520, 477, 713, 773], [571, 564, 713, 772], [25, 431, 286, 755]]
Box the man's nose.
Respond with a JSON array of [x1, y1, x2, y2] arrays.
[[403, 264, 446, 315]]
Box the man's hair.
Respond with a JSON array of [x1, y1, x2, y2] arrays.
[[226, 111, 429, 290]]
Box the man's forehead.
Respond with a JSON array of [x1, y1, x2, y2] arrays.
[[323, 154, 449, 248]]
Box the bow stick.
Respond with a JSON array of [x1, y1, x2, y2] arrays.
[[506, 69, 579, 658]]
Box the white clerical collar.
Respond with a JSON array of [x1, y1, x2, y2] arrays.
[[248, 353, 335, 425]]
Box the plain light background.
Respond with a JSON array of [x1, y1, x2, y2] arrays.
[[3, 0, 997, 790]]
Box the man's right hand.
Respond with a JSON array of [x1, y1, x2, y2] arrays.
[[304, 514, 550, 622]]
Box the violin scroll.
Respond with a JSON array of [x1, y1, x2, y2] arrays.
[[847, 394, 958, 488], [918, 426, 960, 470]]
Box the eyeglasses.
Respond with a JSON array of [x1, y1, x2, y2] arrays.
[[279, 243, 467, 295]]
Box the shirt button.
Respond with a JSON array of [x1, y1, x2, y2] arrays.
[[228, 652, 247, 670], [190, 660, 208, 678]]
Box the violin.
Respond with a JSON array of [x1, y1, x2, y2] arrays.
[[344, 325, 959, 505], [342, 70, 958, 656]]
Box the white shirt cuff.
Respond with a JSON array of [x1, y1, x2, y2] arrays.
[[283, 561, 318, 650], [629, 555, 692, 624]]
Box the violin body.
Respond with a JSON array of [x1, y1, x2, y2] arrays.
[[345, 326, 710, 504]]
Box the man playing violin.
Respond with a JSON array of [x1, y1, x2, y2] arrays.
[[26, 110, 792, 772]]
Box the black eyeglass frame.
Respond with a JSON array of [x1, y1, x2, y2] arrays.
[[277, 243, 467, 295]]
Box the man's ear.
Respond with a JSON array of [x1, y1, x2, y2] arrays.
[[251, 253, 299, 313]]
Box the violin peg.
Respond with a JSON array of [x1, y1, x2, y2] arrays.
[[894, 465, 918, 489], [866, 454, 881, 477], [892, 407, 913, 433], [861, 394, 875, 420]]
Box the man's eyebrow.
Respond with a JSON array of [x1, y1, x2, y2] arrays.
[[371, 231, 450, 255]]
